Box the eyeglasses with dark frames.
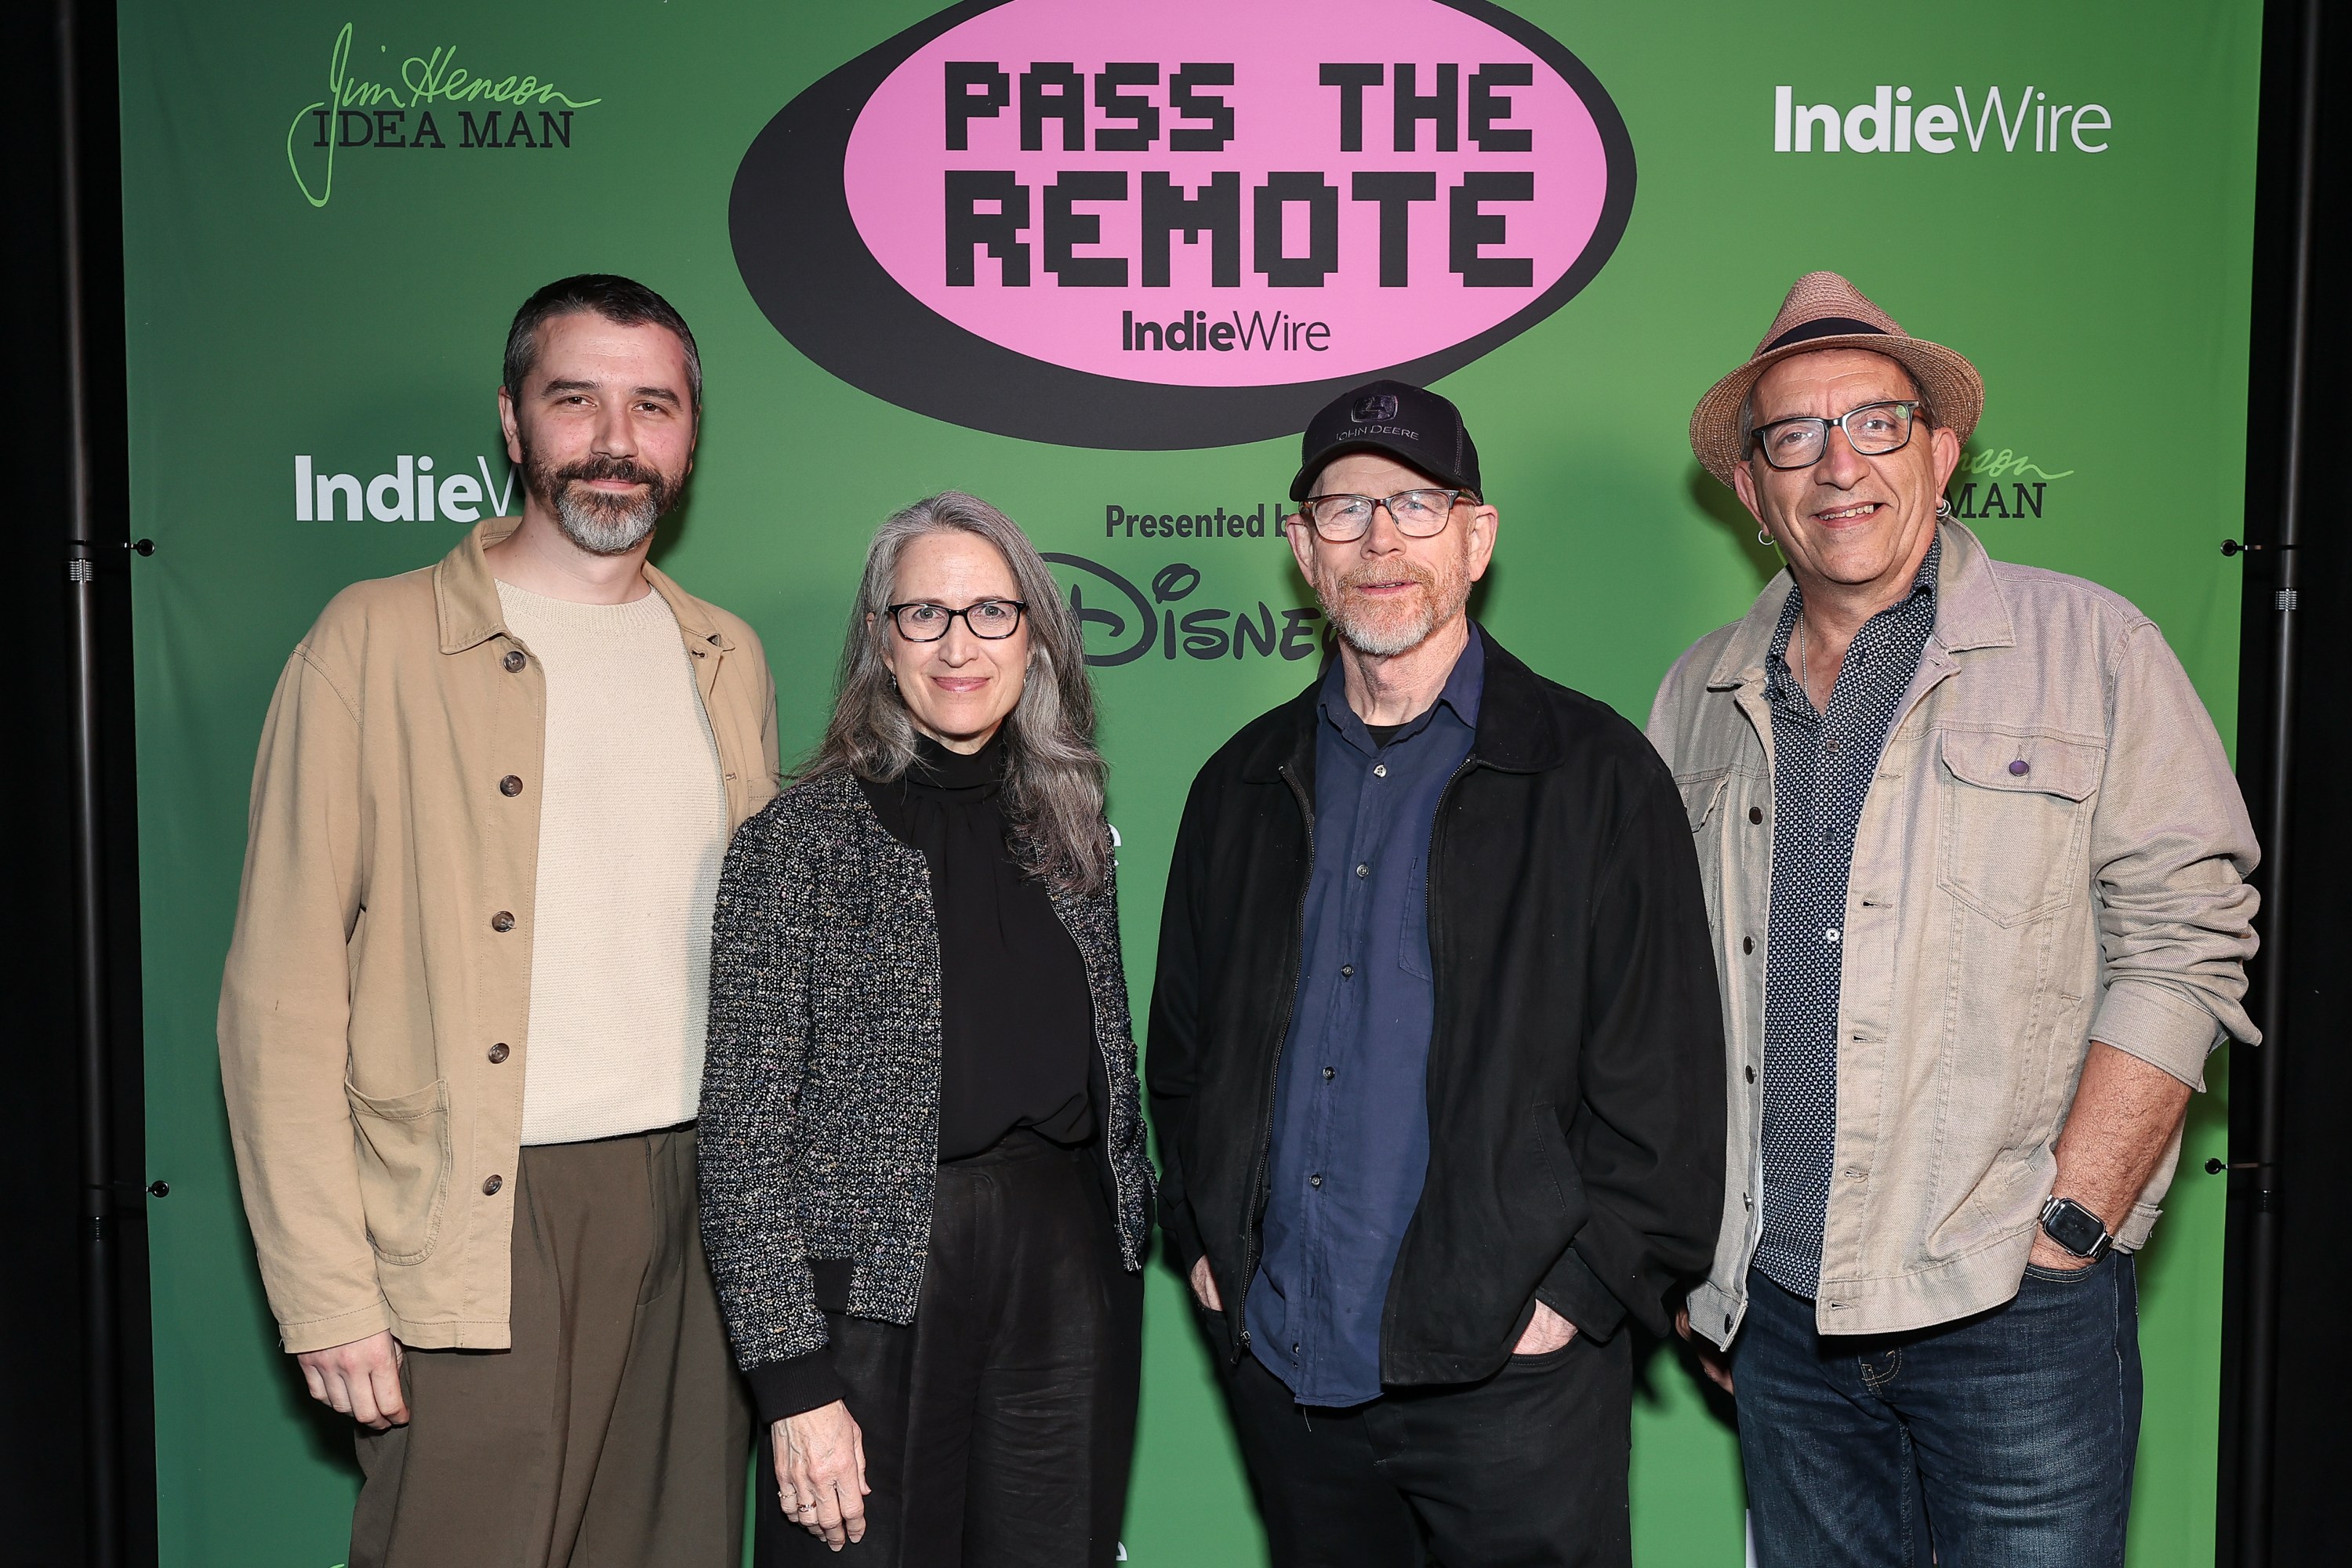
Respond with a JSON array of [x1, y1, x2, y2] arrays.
[[1748, 400, 1922, 470], [885, 598, 1028, 642], [1295, 488, 1470, 543]]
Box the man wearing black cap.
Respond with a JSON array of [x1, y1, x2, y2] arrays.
[[1146, 379, 1725, 1566]]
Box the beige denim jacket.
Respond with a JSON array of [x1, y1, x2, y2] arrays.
[[218, 520, 781, 1353], [1649, 521, 2257, 1347]]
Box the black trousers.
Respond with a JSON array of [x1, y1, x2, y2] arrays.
[[759, 1131, 1142, 1567], [1216, 1319, 1632, 1568]]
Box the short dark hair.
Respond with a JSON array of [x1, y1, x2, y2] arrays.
[[503, 274, 702, 406]]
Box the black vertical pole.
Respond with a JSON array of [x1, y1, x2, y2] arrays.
[[57, 1, 122, 1563], [2234, 1, 2321, 1562]]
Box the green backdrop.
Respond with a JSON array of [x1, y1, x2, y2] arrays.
[[117, 2, 2263, 1562]]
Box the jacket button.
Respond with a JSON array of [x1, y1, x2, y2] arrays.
[[1748, 807, 1763, 824], [491, 910, 516, 932], [1355, 863, 1370, 879], [488, 1042, 510, 1064], [502, 649, 526, 673], [481, 1174, 503, 1196], [1309, 1174, 1324, 1188], [499, 775, 524, 797], [1745, 1065, 1757, 1083], [1742, 936, 1755, 954], [2009, 759, 2031, 776], [1323, 1065, 1335, 1080], [1340, 964, 1354, 978]]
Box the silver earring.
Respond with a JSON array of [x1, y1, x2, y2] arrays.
[[1936, 495, 1954, 520], [1757, 528, 1774, 546]]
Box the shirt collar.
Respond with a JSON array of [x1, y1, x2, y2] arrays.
[[1318, 622, 1486, 750], [1769, 528, 1943, 673]]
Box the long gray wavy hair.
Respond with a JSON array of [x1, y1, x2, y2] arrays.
[[808, 492, 1112, 895]]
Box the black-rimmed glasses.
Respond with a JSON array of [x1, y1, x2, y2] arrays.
[[1749, 400, 1922, 470], [1296, 488, 1468, 543], [887, 598, 1027, 641]]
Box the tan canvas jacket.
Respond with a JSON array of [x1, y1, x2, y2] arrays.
[[1648, 521, 2257, 1348], [218, 519, 782, 1353]]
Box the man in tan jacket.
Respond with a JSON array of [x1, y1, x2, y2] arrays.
[[220, 274, 780, 1566], [1650, 273, 2258, 1567]]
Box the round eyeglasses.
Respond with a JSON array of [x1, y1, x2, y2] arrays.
[[1296, 488, 1468, 543], [886, 598, 1027, 642], [1748, 400, 1922, 470]]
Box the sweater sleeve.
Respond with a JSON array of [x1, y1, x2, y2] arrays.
[[697, 804, 830, 1380]]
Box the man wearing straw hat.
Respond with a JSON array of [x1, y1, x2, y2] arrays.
[[1650, 271, 2259, 1564]]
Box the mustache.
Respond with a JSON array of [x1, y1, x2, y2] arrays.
[[551, 456, 666, 492], [1334, 558, 1438, 594]]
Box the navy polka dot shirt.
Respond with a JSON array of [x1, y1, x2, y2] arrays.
[[1754, 532, 1942, 1298]]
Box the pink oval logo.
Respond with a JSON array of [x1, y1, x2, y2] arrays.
[[732, 0, 1631, 448]]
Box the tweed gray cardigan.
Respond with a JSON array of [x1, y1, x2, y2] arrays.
[[697, 767, 1152, 1381]]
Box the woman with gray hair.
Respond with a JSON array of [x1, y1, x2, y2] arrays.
[[698, 493, 1152, 1565]]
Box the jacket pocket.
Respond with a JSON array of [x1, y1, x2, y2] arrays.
[[346, 1077, 452, 1265], [1675, 768, 1731, 833], [1529, 1103, 1590, 1237], [1934, 731, 2101, 927]]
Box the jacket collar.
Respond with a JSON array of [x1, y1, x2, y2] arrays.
[[1238, 622, 1563, 782], [1704, 518, 2013, 692], [432, 516, 734, 655]]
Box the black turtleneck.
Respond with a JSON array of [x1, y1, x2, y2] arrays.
[[859, 731, 1097, 1160]]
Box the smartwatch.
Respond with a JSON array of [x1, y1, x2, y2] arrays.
[[2038, 1196, 2114, 1261]]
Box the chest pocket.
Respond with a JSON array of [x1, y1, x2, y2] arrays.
[[1401, 847, 1435, 980], [1934, 730, 2102, 927], [1677, 769, 1731, 833]]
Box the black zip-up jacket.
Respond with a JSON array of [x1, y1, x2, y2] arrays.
[[1147, 629, 1726, 1386]]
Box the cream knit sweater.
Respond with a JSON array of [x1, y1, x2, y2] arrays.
[[496, 580, 730, 1145]]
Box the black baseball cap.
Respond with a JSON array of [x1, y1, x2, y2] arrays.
[[1289, 379, 1483, 503]]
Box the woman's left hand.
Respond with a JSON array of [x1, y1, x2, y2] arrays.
[[775, 1400, 870, 1551]]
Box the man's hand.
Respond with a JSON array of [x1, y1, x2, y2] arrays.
[[2032, 1041, 2195, 1277], [775, 1401, 869, 1552], [295, 1330, 408, 1429], [1674, 1305, 1735, 1395], [1189, 1256, 1224, 1312], [2027, 1233, 2100, 1273], [1512, 1300, 1577, 1356]]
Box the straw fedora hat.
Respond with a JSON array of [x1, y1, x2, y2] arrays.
[[1689, 271, 1984, 486]]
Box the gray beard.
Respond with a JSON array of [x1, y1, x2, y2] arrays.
[[554, 488, 660, 556], [1327, 593, 1439, 657]]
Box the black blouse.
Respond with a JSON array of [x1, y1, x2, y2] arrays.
[[859, 731, 1096, 1160]]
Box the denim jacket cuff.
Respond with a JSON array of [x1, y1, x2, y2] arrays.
[[2090, 981, 2228, 1091]]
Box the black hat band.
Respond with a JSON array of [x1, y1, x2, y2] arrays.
[[1765, 316, 1889, 353]]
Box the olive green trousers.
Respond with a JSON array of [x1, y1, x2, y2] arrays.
[[350, 1125, 750, 1568]]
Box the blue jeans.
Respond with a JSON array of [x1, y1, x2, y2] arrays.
[[1730, 1257, 2140, 1567]]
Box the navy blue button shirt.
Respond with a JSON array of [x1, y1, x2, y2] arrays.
[[1755, 533, 1940, 1297], [1247, 628, 1485, 1406]]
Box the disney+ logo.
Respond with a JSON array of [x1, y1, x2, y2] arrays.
[[1044, 554, 1326, 669]]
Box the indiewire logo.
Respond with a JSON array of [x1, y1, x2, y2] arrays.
[[294, 455, 516, 522], [1771, 85, 2111, 154]]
